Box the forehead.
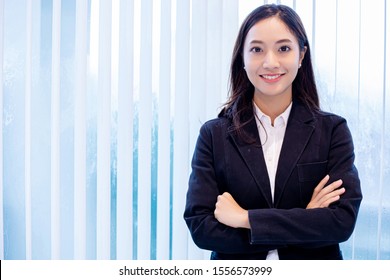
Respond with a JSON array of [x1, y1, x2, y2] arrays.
[[245, 16, 298, 44]]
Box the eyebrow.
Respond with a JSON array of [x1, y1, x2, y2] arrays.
[[249, 39, 293, 44]]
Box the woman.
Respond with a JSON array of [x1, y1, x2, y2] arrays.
[[183, 4, 362, 260]]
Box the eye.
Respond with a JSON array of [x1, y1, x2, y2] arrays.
[[250, 47, 262, 53], [279, 46, 291, 52]]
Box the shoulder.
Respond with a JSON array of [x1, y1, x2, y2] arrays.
[[313, 110, 346, 123], [200, 116, 231, 133], [195, 116, 232, 148], [291, 102, 352, 135], [311, 110, 354, 142], [313, 110, 345, 120], [291, 101, 348, 128]]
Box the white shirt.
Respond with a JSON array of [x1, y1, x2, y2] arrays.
[[253, 101, 292, 260]]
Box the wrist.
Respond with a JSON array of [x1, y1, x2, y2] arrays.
[[241, 210, 250, 229]]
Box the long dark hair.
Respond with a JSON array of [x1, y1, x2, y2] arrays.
[[221, 4, 319, 142]]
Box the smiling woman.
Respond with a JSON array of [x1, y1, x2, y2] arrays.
[[184, 3, 362, 260]]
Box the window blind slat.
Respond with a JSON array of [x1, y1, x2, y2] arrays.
[[24, 0, 33, 260], [74, 0, 88, 260], [377, 0, 389, 260], [314, 0, 337, 104], [190, 0, 207, 127], [97, 0, 112, 260], [221, 0, 238, 102], [137, 0, 153, 260], [382, 0, 390, 260], [0, 0, 4, 261], [222, 0, 239, 100], [50, 0, 61, 260], [172, 0, 190, 260], [188, 0, 207, 260], [205, 0, 222, 119], [156, 0, 171, 260], [294, 0, 314, 54], [117, 0, 134, 260]]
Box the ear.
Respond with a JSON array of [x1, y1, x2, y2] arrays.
[[299, 46, 307, 65]]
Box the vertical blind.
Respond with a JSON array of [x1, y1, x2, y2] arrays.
[[0, 0, 389, 260]]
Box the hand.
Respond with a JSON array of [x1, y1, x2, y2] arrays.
[[306, 175, 345, 209], [214, 192, 250, 229]]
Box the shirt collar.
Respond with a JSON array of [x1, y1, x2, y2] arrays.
[[253, 101, 293, 128]]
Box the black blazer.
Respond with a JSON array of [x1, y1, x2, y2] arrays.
[[184, 101, 362, 260]]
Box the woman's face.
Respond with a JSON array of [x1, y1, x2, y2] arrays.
[[243, 16, 306, 101]]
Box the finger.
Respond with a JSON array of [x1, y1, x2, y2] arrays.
[[316, 175, 330, 190], [318, 187, 345, 204], [320, 195, 340, 207], [312, 175, 330, 198], [327, 179, 343, 190], [222, 192, 233, 199], [318, 187, 345, 207], [216, 192, 232, 208], [319, 174, 330, 187], [217, 192, 230, 201], [215, 194, 224, 209], [318, 179, 343, 197], [214, 198, 224, 219]]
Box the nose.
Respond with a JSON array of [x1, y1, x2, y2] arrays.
[[262, 51, 280, 69]]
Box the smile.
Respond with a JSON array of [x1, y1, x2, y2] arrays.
[[260, 74, 285, 82], [261, 74, 283, 80]]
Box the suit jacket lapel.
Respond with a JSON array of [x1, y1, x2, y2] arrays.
[[274, 102, 315, 207], [228, 116, 274, 208]]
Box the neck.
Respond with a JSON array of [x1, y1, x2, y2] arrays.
[[253, 93, 292, 124]]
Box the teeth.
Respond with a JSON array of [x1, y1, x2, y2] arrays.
[[262, 74, 281, 80]]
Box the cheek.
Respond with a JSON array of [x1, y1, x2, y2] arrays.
[[285, 59, 300, 74], [281, 51, 300, 68], [244, 65, 260, 83], [244, 57, 261, 74]]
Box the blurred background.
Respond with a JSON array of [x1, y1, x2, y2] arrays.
[[0, 0, 389, 260]]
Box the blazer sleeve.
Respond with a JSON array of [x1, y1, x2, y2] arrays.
[[183, 120, 276, 254], [248, 116, 362, 248]]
